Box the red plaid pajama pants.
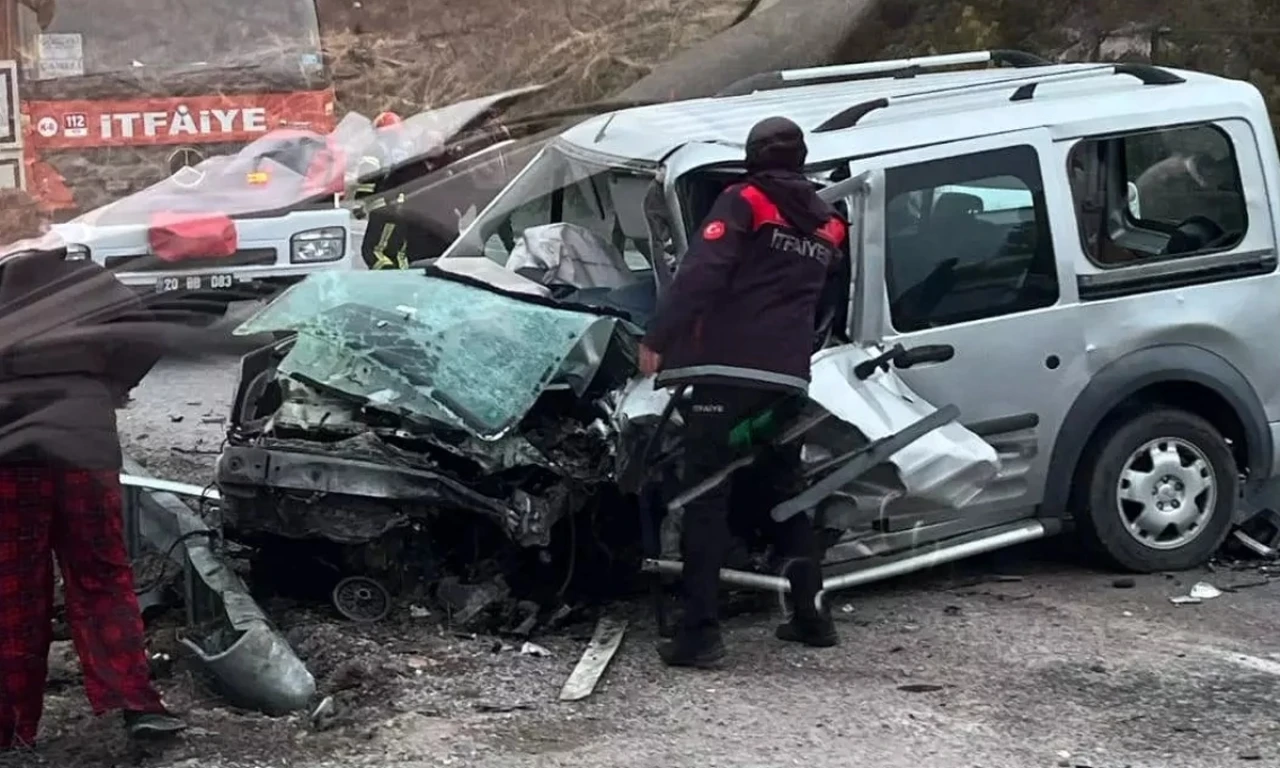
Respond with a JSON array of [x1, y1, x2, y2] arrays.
[[0, 467, 163, 748]]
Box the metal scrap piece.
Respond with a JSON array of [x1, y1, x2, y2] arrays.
[[559, 616, 628, 702], [121, 457, 316, 715], [1233, 529, 1279, 559]]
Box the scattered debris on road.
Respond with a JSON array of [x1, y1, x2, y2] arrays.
[[1171, 581, 1224, 605], [1191, 582, 1223, 600], [560, 616, 628, 702]]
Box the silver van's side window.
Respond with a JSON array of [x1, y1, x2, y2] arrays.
[[883, 145, 1059, 333], [1068, 124, 1247, 267]]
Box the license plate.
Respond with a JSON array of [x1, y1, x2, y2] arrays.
[[154, 273, 236, 293]]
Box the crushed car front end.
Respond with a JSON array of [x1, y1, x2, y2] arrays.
[[215, 267, 649, 615], [214, 135, 1005, 624]]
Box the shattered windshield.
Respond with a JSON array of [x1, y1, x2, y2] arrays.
[[439, 142, 661, 277], [234, 270, 631, 439]]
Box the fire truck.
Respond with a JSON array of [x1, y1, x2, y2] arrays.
[[0, 0, 335, 218]]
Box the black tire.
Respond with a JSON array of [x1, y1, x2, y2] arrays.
[[1073, 408, 1238, 573]]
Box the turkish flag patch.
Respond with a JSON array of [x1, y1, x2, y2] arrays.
[[703, 220, 726, 240]]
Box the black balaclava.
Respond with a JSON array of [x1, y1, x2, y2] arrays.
[[744, 116, 835, 235]]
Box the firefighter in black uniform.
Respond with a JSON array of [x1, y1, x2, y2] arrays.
[[639, 117, 848, 668]]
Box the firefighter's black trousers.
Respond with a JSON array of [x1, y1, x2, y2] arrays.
[[677, 385, 825, 634]]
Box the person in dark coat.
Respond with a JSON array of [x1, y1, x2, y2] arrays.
[[639, 116, 848, 668], [0, 237, 234, 747]]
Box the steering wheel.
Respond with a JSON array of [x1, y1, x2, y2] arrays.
[[1163, 215, 1227, 256]]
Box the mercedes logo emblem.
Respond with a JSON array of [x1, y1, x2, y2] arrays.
[[168, 147, 206, 189], [168, 146, 204, 175]]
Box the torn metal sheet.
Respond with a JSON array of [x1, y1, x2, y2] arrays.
[[122, 457, 316, 715], [807, 345, 1000, 509], [771, 405, 961, 522], [608, 374, 677, 431], [234, 270, 634, 440], [559, 616, 627, 701], [179, 623, 317, 717], [1234, 529, 1279, 558]]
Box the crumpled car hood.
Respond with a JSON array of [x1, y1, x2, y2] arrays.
[[234, 269, 636, 440]]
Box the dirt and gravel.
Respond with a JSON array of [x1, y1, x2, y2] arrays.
[[2, 349, 1278, 768]]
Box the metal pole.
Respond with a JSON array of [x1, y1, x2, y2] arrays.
[[122, 485, 142, 560], [643, 520, 1049, 599], [817, 521, 1047, 597], [642, 559, 792, 592]]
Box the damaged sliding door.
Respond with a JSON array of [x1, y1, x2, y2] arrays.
[[839, 129, 1085, 514]]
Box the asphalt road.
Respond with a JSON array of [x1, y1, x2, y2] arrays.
[[83, 350, 1280, 768], [117, 299, 264, 481]]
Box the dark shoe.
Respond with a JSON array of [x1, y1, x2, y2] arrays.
[[123, 710, 187, 739], [658, 629, 726, 669], [776, 613, 839, 648]]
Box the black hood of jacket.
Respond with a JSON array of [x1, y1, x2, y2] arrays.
[[744, 116, 836, 233]]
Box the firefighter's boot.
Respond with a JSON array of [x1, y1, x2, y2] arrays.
[[658, 627, 726, 669]]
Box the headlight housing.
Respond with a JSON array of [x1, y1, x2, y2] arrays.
[[290, 227, 346, 263], [64, 244, 90, 261]]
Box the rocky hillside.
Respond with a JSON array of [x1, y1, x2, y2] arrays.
[[313, 0, 1280, 121], [313, 0, 754, 115]]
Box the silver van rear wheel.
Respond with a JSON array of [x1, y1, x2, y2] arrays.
[[1074, 408, 1237, 572]]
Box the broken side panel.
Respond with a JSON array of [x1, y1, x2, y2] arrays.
[[807, 345, 999, 510], [623, 343, 1000, 516], [654, 343, 1001, 563]]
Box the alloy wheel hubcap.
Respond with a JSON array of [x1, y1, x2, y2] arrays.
[[1115, 437, 1216, 551]]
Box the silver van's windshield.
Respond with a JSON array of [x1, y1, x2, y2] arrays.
[[439, 142, 658, 275]]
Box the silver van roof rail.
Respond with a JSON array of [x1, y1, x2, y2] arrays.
[[715, 49, 1052, 98], [812, 62, 1186, 133]]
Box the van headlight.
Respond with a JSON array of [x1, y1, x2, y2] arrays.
[[290, 227, 346, 263], [65, 244, 90, 261]]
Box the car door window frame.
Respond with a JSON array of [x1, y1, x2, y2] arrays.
[[877, 143, 1060, 333], [1064, 118, 1276, 301]]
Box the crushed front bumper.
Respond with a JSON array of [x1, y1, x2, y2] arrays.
[[215, 444, 556, 547]]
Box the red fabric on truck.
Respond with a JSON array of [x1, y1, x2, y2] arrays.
[[147, 212, 237, 262]]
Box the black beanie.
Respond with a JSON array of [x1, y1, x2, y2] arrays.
[[745, 116, 808, 173]]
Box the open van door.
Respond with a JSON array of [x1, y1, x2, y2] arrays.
[[817, 167, 878, 341]]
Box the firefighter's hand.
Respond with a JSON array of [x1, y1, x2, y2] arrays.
[[638, 343, 662, 376]]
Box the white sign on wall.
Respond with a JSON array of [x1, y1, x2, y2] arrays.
[[0, 157, 21, 189], [0, 60, 18, 148], [36, 33, 84, 80]]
